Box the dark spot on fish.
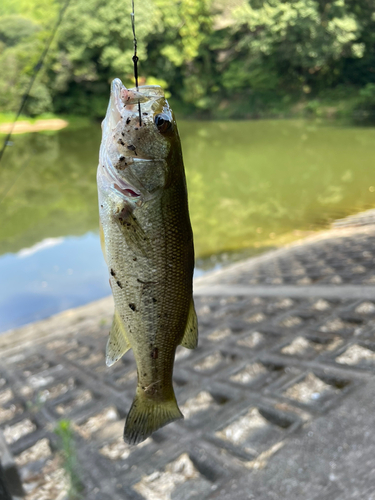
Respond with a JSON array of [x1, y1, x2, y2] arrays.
[[126, 117, 131, 124], [143, 373, 147, 376], [127, 145, 136, 151], [152, 298, 157, 303], [100, 205, 103, 208], [110, 269, 116, 277], [151, 348, 158, 359], [142, 112, 148, 116], [121, 132, 125, 137], [129, 303, 136, 311], [119, 155, 125, 161], [133, 257, 137, 261], [118, 139, 125, 146], [134, 127, 138, 130], [116, 281, 122, 288]]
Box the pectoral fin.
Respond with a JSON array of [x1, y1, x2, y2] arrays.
[[180, 300, 198, 349], [106, 310, 131, 366], [115, 205, 152, 258]]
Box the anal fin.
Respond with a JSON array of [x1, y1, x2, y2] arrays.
[[106, 310, 131, 366], [180, 300, 198, 349]]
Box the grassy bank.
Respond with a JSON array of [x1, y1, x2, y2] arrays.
[[0, 113, 92, 131], [169, 86, 371, 124], [0, 85, 370, 126]]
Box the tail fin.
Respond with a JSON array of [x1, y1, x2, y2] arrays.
[[124, 387, 183, 445]]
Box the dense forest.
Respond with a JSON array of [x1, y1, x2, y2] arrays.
[[1, 0, 375, 121]]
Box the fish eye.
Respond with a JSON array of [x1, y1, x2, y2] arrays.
[[154, 114, 173, 133]]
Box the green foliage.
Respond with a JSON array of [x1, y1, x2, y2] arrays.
[[54, 420, 84, 499], [0, 8, 53, 115], [353, 83, 375, 124], [1, 0, 375, 120], [48, 0, 160, 116], [0, 15, 40, 46]]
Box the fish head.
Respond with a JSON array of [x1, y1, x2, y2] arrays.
[[98, 78, 181, 204]]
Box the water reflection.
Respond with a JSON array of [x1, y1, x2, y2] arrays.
[[0, 234, 109, 331], [0, 126, 100, 255], [181, 120, 375, 256], [1, 120, 375, 257], [0, 119, 374, 330]]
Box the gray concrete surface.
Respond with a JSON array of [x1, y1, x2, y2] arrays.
[[1, 221, 375, 499]]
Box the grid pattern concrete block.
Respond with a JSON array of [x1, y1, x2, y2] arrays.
[[2, 225, 375, 497]]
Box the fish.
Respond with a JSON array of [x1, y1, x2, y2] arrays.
[[97, 79, 197, 444]]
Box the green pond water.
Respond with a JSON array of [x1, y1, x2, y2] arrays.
[[0, 119, 374, 330], [1, 119, 375, 259]]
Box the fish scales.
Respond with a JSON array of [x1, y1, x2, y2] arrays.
[[97, 80, 197, 444], [109, 183, 192, 379]]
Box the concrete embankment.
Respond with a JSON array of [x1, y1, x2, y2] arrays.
[[1, 216, 375, 499]]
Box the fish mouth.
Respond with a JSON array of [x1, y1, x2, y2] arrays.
[[102, 78, 166, 142], [111, 78, 165, 116], [98, 79, 167, 201]]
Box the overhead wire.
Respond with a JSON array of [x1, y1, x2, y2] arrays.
[[0, 0, 72, 171]]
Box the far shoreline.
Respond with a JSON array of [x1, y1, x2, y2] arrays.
[[0, 118, 69, 134]]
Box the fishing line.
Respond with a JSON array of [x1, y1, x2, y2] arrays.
[[0, 0, 72, 171], [131, 0, 142, 125]]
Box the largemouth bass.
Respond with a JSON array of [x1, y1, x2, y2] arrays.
[[97, 79, 197, 444]]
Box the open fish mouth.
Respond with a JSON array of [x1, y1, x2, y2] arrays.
[[109, 78, 165, 125], [113, 78, 165, 105], [98, 79, 168, 201]]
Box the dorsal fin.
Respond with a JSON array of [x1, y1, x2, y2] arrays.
[[106, 310, 131, 366], [180, 300, 198, 349]]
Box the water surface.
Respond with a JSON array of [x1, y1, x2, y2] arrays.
[[0, 119, 374, 330]]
